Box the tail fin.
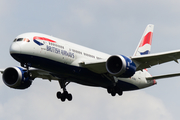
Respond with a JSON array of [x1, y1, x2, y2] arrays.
[[133, 24, 154, 56]]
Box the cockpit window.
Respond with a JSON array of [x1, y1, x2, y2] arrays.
[[13, 38, 30, 42], [23, 38, 30, 42], [17, 38, 24, 41], [13, 39, 17, 42]]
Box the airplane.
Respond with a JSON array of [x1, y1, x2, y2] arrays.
[[1, 24, 180, 102]]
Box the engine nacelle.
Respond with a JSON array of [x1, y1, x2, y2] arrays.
[[106, 55, 136, 77], [2, 67, 32, 89]]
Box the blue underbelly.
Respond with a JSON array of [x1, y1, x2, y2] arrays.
[[11, 53, 139, 91]]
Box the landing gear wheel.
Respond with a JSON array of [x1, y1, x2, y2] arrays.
[[56, 91, 62, 99], [115, 86, 123, 96], [116, 89, 123, 96], [67, 93, 72, 101], [107, 86, 123, 97], [107, 87, 116, 96], [60, 95, 66, 102], [111, 92, 116, 96], [56, 91, 73, 102], [63, 91, 72, 101], [107, 87, 112, 94]]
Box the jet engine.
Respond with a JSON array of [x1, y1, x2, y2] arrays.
[[106, 55, 136, 77], [2, 67, 32, 89]]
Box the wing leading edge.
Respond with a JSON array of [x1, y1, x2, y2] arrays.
[[131, 49, 180, 70], [29, 68, 59, 81], [80, 49, 180, 74], [79, 59, 107, 74], [0, 68, 58, 81]]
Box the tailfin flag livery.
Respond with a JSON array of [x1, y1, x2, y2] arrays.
[[133, 24, 154, 56]]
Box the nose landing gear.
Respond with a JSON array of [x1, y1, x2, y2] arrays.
[[57, 80, 72, 102]]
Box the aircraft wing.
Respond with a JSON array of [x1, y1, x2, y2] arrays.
[[0, 68, 58, 81], [29, 68, 59, 81], [79, 59, 107, 74], [131, 50, 180, 70], [80, 50, 180, 74]]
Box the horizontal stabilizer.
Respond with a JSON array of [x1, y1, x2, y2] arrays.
[[146, 73, 180, 80]]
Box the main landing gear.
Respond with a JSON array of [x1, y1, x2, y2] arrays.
[[107, 86, 123, 96], [56, 80, 72, 102], [103, 75, 123, 97]]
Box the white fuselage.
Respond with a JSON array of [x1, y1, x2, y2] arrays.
[[10, 32, 156, 91]]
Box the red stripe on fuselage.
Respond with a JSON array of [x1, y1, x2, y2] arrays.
[[139, 32, 153, 47], [33, 36, 56, 43]]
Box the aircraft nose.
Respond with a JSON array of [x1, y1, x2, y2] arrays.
[[10, 43, 21, 54]]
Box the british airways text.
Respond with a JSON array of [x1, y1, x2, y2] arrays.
[[46, 45, 74, 58]]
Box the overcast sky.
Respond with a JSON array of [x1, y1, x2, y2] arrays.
[[1, 0, 180, 120]]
